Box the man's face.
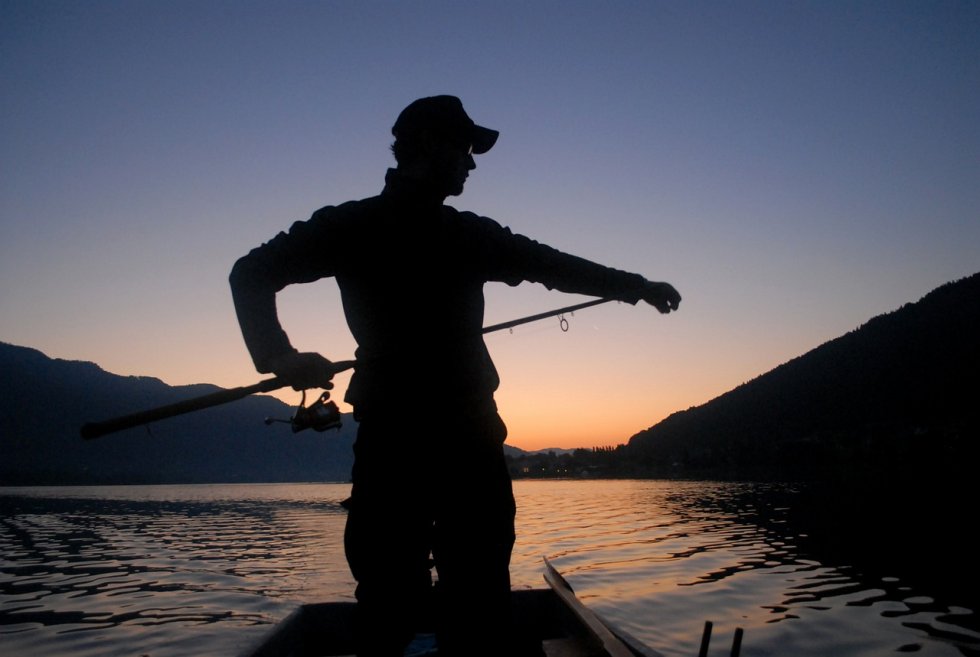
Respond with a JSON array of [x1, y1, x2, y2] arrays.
[[431, 140, 476, 197]]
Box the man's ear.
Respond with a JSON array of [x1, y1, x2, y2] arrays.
[[415, 129, 440, 157], [396, 129, 454, 179], [398, 129, 440, 177]]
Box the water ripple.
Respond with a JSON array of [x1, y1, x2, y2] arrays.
[[513, 480, 979, 657], [1, 484, 354, 656], [3, 481, 979, 657]]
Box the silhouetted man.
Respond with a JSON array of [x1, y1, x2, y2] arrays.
[[229, 95, 680, 656]]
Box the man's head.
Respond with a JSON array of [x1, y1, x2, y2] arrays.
[[391, 96, 498, 197]]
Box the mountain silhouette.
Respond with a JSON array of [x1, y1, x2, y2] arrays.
[[5, 272, 976, 485], [0, 344, 358, 485], [627, 272, 980, 481]]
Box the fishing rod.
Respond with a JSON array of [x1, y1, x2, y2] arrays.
[[79, 361, 356, 440], [481, 296, 614, 334], [79, 297, 616, 440]]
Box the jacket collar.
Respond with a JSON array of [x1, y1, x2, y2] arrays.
[[381, 168, 447, 211]]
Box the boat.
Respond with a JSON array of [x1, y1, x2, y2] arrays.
[[240, 558, 664, 657]]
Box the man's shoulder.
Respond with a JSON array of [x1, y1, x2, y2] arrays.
[[444, 205, 510, 233], [310, 194, 385, 221]]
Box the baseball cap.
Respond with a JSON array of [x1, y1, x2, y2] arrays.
[[392, 95, 499, 154]]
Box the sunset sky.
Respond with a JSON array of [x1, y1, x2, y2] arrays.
[[2, 1, 978, 451]]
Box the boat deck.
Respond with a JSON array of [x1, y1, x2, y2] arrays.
[[240, 559, 663, 657], [242, 587, 656, 657]]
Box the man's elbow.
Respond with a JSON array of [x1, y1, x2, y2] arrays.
[[229, 254, 258, 293]]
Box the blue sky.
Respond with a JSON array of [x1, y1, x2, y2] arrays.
[[2, 1, 977, 449]]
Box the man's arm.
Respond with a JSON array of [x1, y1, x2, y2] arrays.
[[473, 215, 681, 313], [229, 213, 343, 391], [229, 254, 338, 391]]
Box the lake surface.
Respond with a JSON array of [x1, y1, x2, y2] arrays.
[[1, 480, 977, 656]]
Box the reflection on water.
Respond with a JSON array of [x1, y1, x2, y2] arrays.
[[515, 481, 979, 657], [1, 481, 977, 657], [0, 484, 354, 657]]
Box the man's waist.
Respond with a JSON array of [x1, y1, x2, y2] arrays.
[[349, 391, 498, 422]]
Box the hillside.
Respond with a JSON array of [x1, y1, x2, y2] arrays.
[[5, 272, 977, 485], [0, 343, 358, 485], [627, 272, 980, 480]]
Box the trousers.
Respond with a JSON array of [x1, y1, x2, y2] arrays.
[[344, 406, 517, 656]]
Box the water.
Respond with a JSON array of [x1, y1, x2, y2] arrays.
[[1, 480, 977, 656]]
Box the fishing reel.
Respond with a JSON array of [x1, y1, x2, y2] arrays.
[[265, 390, 342, 433]]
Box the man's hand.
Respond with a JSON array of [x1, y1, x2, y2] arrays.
[[267, 351, 338, 392], [641, 281, 681, 314]]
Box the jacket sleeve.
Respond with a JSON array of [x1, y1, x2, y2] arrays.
[[473, 214, 649, 303], [228, 207, 345, 373]]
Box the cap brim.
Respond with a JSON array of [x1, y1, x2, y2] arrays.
[[471, 125, 499, 154]]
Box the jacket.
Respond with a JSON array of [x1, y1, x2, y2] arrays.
[[230, 169, 649, 415]]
